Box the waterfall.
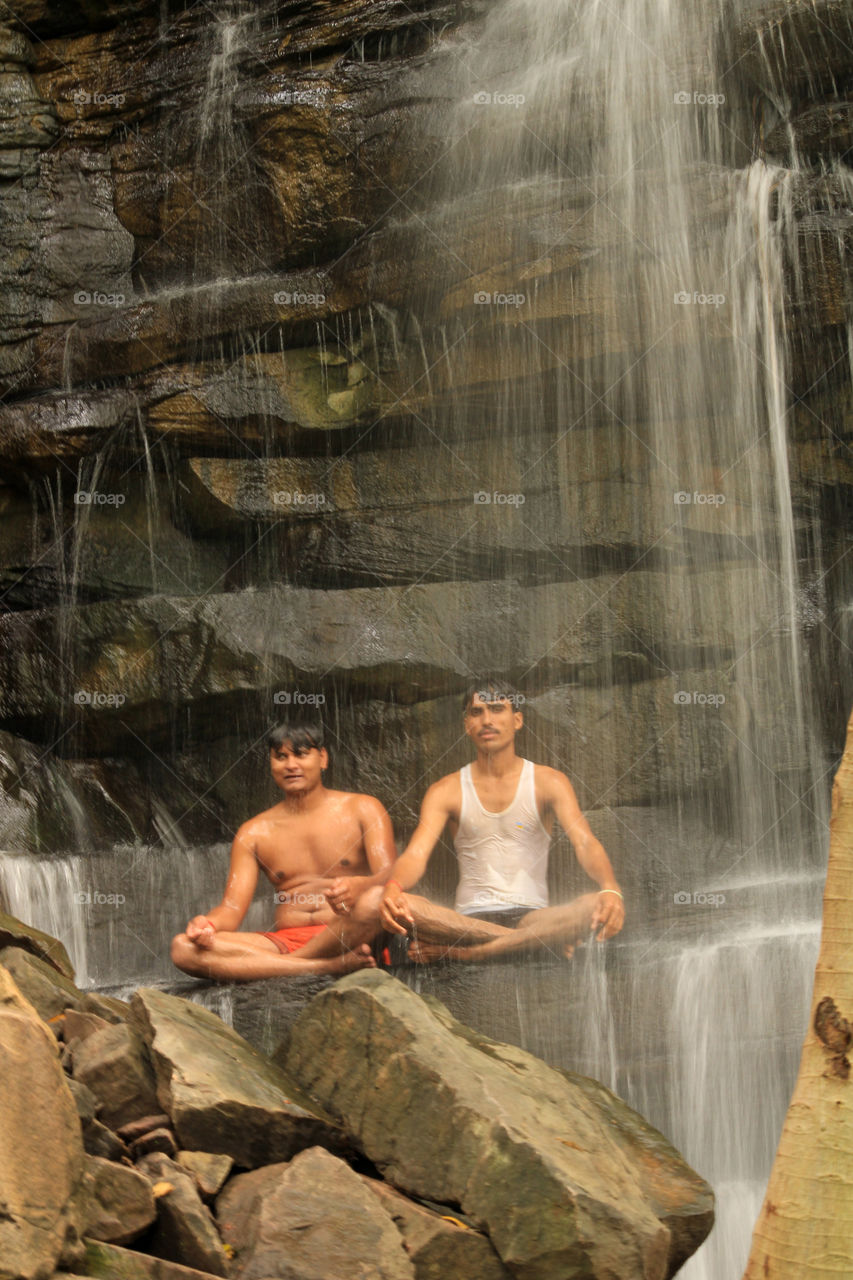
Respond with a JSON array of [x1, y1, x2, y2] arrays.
[[389, 1, 835, 1274]]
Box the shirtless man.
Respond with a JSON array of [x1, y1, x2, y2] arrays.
[[170, 720, 395, 981], [376, 682, 625, 963]]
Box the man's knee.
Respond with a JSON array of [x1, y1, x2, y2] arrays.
[[351, 884, 384, 926], [171, 932, 201, 974]]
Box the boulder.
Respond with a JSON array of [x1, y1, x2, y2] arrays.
[[71, 1021, 160, 1130], [0, 944, 82, 1019], [0, 967, 87, 1277], [175, 1153, 233, 1203], [78, 1239, 233, 1280], [283, 970, 714, 1279], [131, 986, 347, 1167], [361, 1176, 511, 1280], [216, 1147, 415, 1280], [135, 1153, 229, 1277], [83, 1155, 156, 1246], [0, 906, 74, 976]]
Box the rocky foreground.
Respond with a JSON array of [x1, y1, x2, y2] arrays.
[[0, 909, 713, 1280]]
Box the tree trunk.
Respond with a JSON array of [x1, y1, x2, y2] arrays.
[[742, 707, 853, 1279]]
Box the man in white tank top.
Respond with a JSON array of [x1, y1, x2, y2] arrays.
[[375, 681, 625, 963]]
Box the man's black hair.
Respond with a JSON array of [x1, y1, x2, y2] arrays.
[[267, 720, 325, 752], [461, 679, 524, 713]]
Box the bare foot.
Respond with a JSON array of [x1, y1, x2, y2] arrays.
[[563, 943, 575, 960], [408, 940, 470, 964], [333, 944, 377, 974]]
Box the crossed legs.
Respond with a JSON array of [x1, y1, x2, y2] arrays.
[[402, 892, 601, 964], [170, 913, 378, 982]]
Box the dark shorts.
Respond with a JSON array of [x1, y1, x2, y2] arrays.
[[464, 907, 532, 929], [260, 923, 329, 954]]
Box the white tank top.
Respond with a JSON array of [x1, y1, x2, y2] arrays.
[[454, 759, 551, 915]]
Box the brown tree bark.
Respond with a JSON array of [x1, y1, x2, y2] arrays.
[[743, 707, 853, 1279]]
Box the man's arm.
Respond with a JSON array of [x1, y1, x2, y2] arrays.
[[184, 824, 259, 948], [325, 796, 397, 915], [538, 767, 625, 940], [378, 777, 455, 934]]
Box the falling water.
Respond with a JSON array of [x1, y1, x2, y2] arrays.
[[392, 0, 836, 1274]]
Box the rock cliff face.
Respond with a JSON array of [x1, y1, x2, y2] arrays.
[[0, 0, 849, 856]]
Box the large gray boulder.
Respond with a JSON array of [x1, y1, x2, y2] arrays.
[[0, 967, 87, 1277], [282, 970, 714, 1280], [131, 986, 346, 1167], [216, 1147, 415, 1280]]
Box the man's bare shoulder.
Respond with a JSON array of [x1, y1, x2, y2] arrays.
[[423, 771, 462, 810], [235, 804, 282, 839], [325, 789, 391, 818], [533, 763, 579, 798]]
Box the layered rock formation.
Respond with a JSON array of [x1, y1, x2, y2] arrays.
[[0, 0, 848, 858]]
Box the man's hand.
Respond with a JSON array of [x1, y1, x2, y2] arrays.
[[379, 880, 414, 935], [186, 916, 216, 948], [590, 890, 625, 941], [326, 877, 357, 916]]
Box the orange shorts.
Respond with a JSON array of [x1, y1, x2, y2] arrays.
[[260, 923, 329, 955]]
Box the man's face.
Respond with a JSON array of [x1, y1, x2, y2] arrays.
[[464, 693, 522, 751], [269, 741, 328, 796]]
